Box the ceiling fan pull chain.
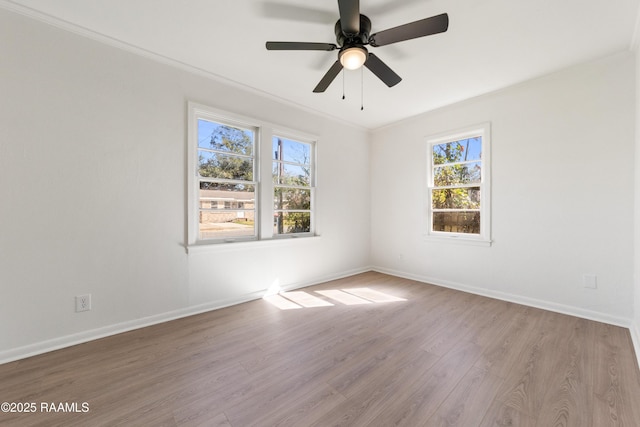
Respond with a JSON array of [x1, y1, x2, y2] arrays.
[[361, 67, 364, 111], [342, 69, 346, 100]]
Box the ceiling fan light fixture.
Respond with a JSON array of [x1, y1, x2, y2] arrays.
[[265, 3, 449, 94], [339, 46, 368, 70]]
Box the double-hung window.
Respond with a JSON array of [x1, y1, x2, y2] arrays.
[[195, 117, 257, 241], [426, 123, 491, 244], [187, 103, 316, 246], [273, 136, 313, 235]]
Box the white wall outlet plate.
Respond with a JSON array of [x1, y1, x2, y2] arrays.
[[75, 294, 92, 312]]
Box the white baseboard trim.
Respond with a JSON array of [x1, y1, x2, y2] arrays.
[[629, 322, 640, 373], [0, 266, 372, 365], [372, 266, 632, 328]]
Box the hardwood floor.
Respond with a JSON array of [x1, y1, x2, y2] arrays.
[[1, 271, 640, 426]]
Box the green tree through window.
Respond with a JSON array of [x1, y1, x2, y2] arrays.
[[197, 119, 256, 240], [429, 134, 484, 235], [188, 103, 318, 244], [273, 137, 313, 235]]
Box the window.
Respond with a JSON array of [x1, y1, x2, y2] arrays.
[[273, 136, 314, 235], [187, 103, 317, 246], [426, 123, 491, 244], [195, 117, 257, 241]]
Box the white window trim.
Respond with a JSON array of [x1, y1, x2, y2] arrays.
[[186, 102, 318, 250], [271, 129, 317, 239], [425, 122, 492, 246]]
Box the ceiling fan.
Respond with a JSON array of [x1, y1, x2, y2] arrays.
[[265, 0, 449, 93]]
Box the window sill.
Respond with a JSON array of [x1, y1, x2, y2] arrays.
[[423, 234, 492, 247], [185, 234, 321, 254]]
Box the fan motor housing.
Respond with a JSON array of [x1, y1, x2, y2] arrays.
[[335, 14, 371, 46]]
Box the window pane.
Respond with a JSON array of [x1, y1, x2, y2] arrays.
[[272, 163, 310, 186], [272, 136, 314, 237], [199, 212, 255, 240], [432, 187, 480, 209], [433, 211, 480, 234], [273, 137, 310, 164], [434, 162, 481, 186], [199, 183, 255, 240], [200, 182, 255, 209], [200, 181, 254, 191], [199, 150, 253, 180], [274, 212, 311, 234], [198, 119, 253, 155], [433, 137, 482, 165], [274, 188, 311, 210]]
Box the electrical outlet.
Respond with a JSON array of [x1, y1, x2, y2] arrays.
[[75, 294, 91, 312]]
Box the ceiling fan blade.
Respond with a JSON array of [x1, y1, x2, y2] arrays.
[[313, 60, 343, 93], [369, 13, 449, 47], [338, 0, 360, 35], [266, 42, 337, 51], [364, 53, 401, 87]]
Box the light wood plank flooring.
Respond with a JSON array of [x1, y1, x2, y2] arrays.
[[1, 272, 640, 426]]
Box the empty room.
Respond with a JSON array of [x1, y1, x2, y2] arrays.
[[2, 0, 640, 425]]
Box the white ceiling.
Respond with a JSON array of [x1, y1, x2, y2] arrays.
[[3, 0, 639, 129]]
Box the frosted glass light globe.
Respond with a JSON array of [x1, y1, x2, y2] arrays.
[[340, 47, 367, 70]]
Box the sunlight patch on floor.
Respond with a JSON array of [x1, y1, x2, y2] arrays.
[[343, 288, 407, 302], [264, 287, 407, 310], [263, 294, 303, 310], [281, 291, 335, 308], [264, 279, 282, 297], [315, 289, 372, 305]]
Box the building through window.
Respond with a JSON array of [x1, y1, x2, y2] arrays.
[[196, 118, 257, 241], [187, 103, 316, 245]]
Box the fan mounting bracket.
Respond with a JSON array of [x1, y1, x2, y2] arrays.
[[335, 14, 371, 47]]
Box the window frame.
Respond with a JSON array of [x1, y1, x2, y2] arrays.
[[272, 133, 316, 238], [187, 102, 317, 248], [425, 122, 492, 246], [194, 113, 258, 243]]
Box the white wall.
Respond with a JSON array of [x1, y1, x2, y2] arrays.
[[633, 46, 640, 358], [371, 52, 636, 325], [0, 9, 371, 362], [1, 6, 637, 364]]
